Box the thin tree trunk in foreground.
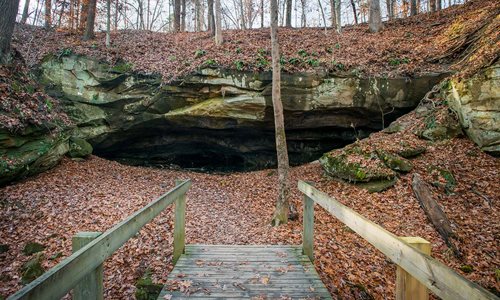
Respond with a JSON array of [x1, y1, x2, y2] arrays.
[[270, 0, 290, 227], [21, 0, 30, 24], [106, 0, 111, 47], [215, 0, 223, 45], [83, 0, 97, 40], [412, 173, 462, 258], [369, 0, 383, 32], [0, 0, 20, 64], [45, 0, 52, 29]]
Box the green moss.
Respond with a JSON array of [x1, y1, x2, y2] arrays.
[[135, 270, 163, 300], [21, 253, 45, 285], [112, 62, 133, 73], [68, 137, 93, 158], [0, 244, 9, 254], [23, 242, 45, 256], [495, 269, 500, 281], [376, 150, 413, 173], [459, 265, 474, 274], [429, 166, 457, 194]]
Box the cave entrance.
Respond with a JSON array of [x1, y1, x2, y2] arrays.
[[171, 152, 246, 172]]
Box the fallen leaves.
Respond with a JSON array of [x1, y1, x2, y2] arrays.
[[0, 106, 499, 299]]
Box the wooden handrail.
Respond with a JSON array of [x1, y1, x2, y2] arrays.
[[298, 180, 498, 300], [8, 180, 192, 300]]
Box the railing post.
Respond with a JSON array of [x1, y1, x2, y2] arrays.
[[302, 182, 315, 262], [173, 179, 186, 265], [72, 232, 103, 300], [396, 237, 431, 300]]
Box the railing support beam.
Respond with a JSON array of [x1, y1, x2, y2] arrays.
[[396, 237, 431, 300], [72, 232, 103, 300], [173, 179, 186, 265], [302, 183, 315, 262]]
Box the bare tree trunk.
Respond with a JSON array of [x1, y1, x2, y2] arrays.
[[329, 0, 336, 28], [215, 0, 223, 44], [33, 0, 41, 25], [270, 0, 290, 227], [57, 0, 67, 27], [45, 0, 52, 29], [436, 0, 441, 10], [114, 0, 118, 30], [80, 0, 89, 31], [369, 0, 383, 32], [300, 0, 306, 27], [83, 0, 96, 40], [285, 0, 292, 27], [174, 0, 181, 31], [335, 0, 341, 32], [260, 0, 264, 27], [21, 0, 30, 24], [180, 0, 186, 31], [239, 0, 246, 29], [208, 0, 215, 34], [106, 0, 111, 47], [147, 0, 150, 29], [0, 0, 20, 64], [410, 0, 417, 15], [196, 0, 203, 31], [350, 0, 358, 24], [385, 0, 394, 20], [70, 0, 75, 30], [429, 0, 436, 12], [317, 0, 327, 33]]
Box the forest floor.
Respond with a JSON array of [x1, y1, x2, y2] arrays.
[[1, 107, 498, 299], [12, 0, 500, 81]]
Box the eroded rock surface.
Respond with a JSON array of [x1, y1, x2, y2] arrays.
[[446, 63, 500, 155], [40, 55, 445, 171]]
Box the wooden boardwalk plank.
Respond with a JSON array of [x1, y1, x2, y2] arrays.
[[158, 245, 332, 299]]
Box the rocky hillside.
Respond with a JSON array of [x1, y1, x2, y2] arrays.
[[12, 0, 499, 81]]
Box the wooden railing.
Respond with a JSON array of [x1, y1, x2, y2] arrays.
[[8, 180, 191, 300], [298, 180, 498, 300]]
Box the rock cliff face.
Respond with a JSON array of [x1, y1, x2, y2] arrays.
[[39, 55, 445, 171], [446, 64, 500, 155]]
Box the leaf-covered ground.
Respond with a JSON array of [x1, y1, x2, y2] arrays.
[[12, 0, 499, 82], [1, 107, 498, 299]]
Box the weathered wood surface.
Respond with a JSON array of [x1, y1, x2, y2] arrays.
[[298, 180, 498, 300], [396, 237, 431, 300], [158, 245, 332, 299], [72, 232, 103, 300], [302, 190, 315, 262], [8, 180, 192, 300], [412, 173, 461, 257], [173, 179, 187, 265]]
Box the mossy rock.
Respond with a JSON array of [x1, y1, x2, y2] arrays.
[[21, 253, 45, 285], [0, 244, 9, 254], [357, 178, 398, 193], [320, 146, 395, 183], [135, 271, 163, 300], [418, 111, 462, 141], [397, 145, 426, 158], [22, 242, 45, 256], [459, 265, 474, 274], [68, 137, 93, 158], [376, 150, 413, 173], [382, 122, 404, 134], [429, 166, 457, 194]]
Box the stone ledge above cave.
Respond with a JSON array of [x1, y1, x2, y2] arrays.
[[39, 54, 448, 170]]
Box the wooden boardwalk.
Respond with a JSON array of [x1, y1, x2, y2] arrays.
[[158, 245, 332, 299]]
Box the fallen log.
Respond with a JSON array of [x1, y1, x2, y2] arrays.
[[412, 173, 462, 258]]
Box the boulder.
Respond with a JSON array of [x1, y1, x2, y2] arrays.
[[446, 64, 500, 155], [22, 242, 45, 256], [21, 253, 45, 285], [68, 137, 93, 158]]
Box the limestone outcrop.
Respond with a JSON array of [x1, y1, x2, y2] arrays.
[[446, 64, 500, 155], [39, 55, 445, 171]]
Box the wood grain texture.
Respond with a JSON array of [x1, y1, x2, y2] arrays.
[[298, 180, 498, 300], [158, 244, 332, 299]]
